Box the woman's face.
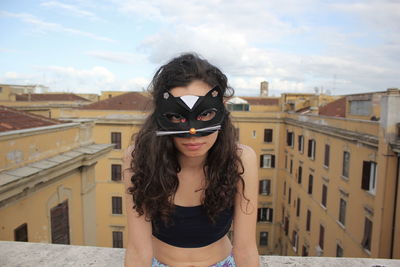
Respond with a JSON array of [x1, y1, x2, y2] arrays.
[[170, 80, 219, 158]]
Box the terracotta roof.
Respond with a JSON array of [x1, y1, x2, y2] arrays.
[[241, 97, 279, 105], [319, 97, 346, 117], [0, 106, 61, 132], [81, 92, 153, 111], [16, 94, 90, 102]]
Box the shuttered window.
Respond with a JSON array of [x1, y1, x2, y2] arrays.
[[321, 184, 328, 208], [308, 174, 313, 195], [298, 135, 304, 153], [112, 231, 123, 248], [297, 166, 302, 184], [51, 201, 70, 244], [296, 198, 301, 217], [287, 131, 294, 147], [324, 144, 330, 167], [361, 161, 377, 194], [288, 188, 292, 204], [308, 139, 316, 159], [342, 151, 350, 178], [111, 132, 121, 149], [339, 198, 346, 226], [264, 129, 273, 142], [260, 154, 275, 168], [361, 218, 373, 251], [292, 230, 298, 252], [259, 232, 268, 246], [112, 196, 123, 214], [319, 225, 325, 250], [336, 244, 344, 257], [111, 164, 122, 181], [257, 208, 273, 222], [14, 223, 28, 242], [306, 210, 311, 231], [259, 180, 271, 195]]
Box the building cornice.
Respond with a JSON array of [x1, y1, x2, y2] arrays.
[[0, 143, 114, 208]]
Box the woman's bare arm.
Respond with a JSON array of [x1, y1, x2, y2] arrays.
[[232, 144, 260, 267], [123, 146, 153, 267]]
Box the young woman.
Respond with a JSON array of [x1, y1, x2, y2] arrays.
[[123, 53, 259, 267]]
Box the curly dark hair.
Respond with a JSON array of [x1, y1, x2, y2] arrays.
[[128, 53, 246, 224]]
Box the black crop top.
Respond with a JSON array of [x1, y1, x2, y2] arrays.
[[152, 204, 234, 248]]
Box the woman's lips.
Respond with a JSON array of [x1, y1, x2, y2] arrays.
[[183, 142, 204, 151]]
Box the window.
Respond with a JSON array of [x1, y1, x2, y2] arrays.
[[319, 225, 325, 250], [257, 208, 273, 222], [362, 217, 373, 251], [296, 198, 301, 217], [302, 245, 309, 256], [283, 181, 286, 196], [362, 161, 377, 194], [321, 184, 328, 208], [259, 180, 271, 195], [285, 154, 288, 169], [308, 174, 313, 195], [227, 103, 249, 111], [260, 154, 275, 168], [264, 129, 273, 142], [284, 216, 289, 236], [111, 132, 121, 149], [14, 223, 28, 242], [338, 198, 346, 226], [342, 151, 350, 178], [252, 130, 256, 138], [324, 144, 330, 167], [306, 210, 311, 231], [292, 230, 299, 252], [298, 135, 304, 153], [287, 131, 294, 147], [111, 164, 122, 181], [51, 201, 70, 244], [336, 244, 343, 257], [112, 196, 122, 214], [307, 139, 316, 160], [297, 166, 302, 184], [290, 159, 293, 174], [288, 188, 292, 204], [112, 231, 123, 248], [259, 232, 268, 246]]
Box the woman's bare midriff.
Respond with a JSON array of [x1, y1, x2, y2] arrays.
[[152, 235, 232, 267]]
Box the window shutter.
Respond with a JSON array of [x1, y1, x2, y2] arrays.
[[362, 161, 371, 190], [271, 155, 275, 168], [268, 208, 274, 222], [319, 225, 325, 249], [266, 180, 271, 195], [260, 155, 263, 168], [308, 140, 312, 157], [324, 145, 330, 166], [257, 208, 261, 221], [51, 201, 70, 244], [287, 131, 290, 146]]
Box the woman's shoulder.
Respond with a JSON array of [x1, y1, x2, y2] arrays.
[[236, 143, 256, 161]]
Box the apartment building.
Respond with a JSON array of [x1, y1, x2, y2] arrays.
[[0, 106, 113, 245]]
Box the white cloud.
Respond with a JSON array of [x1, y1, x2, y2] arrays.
[[41, 1, 101, 21], [0, 10, 115, 42]]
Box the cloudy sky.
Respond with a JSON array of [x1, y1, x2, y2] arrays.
[[0, 0, 399, 96]]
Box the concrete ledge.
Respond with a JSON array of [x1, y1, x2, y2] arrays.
[[0, 241, 399, 267]]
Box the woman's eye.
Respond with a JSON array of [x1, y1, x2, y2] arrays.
[[165, 113, 186, 123], [197, 109, 216, 121]]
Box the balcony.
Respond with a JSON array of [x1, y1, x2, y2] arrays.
[[1, 241, 399, 266]]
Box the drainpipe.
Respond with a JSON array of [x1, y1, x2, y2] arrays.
[[391, 155, 400, 258]]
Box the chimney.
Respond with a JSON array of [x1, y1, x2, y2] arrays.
[[260, 81, 268, 97]]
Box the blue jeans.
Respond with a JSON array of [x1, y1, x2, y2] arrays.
[[152, 253, 236, 267]]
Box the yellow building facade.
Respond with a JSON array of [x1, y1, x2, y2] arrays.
[[0, 107, 113, 245]]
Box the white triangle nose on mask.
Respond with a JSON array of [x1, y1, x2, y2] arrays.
[[180, 95, 199, 110]]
